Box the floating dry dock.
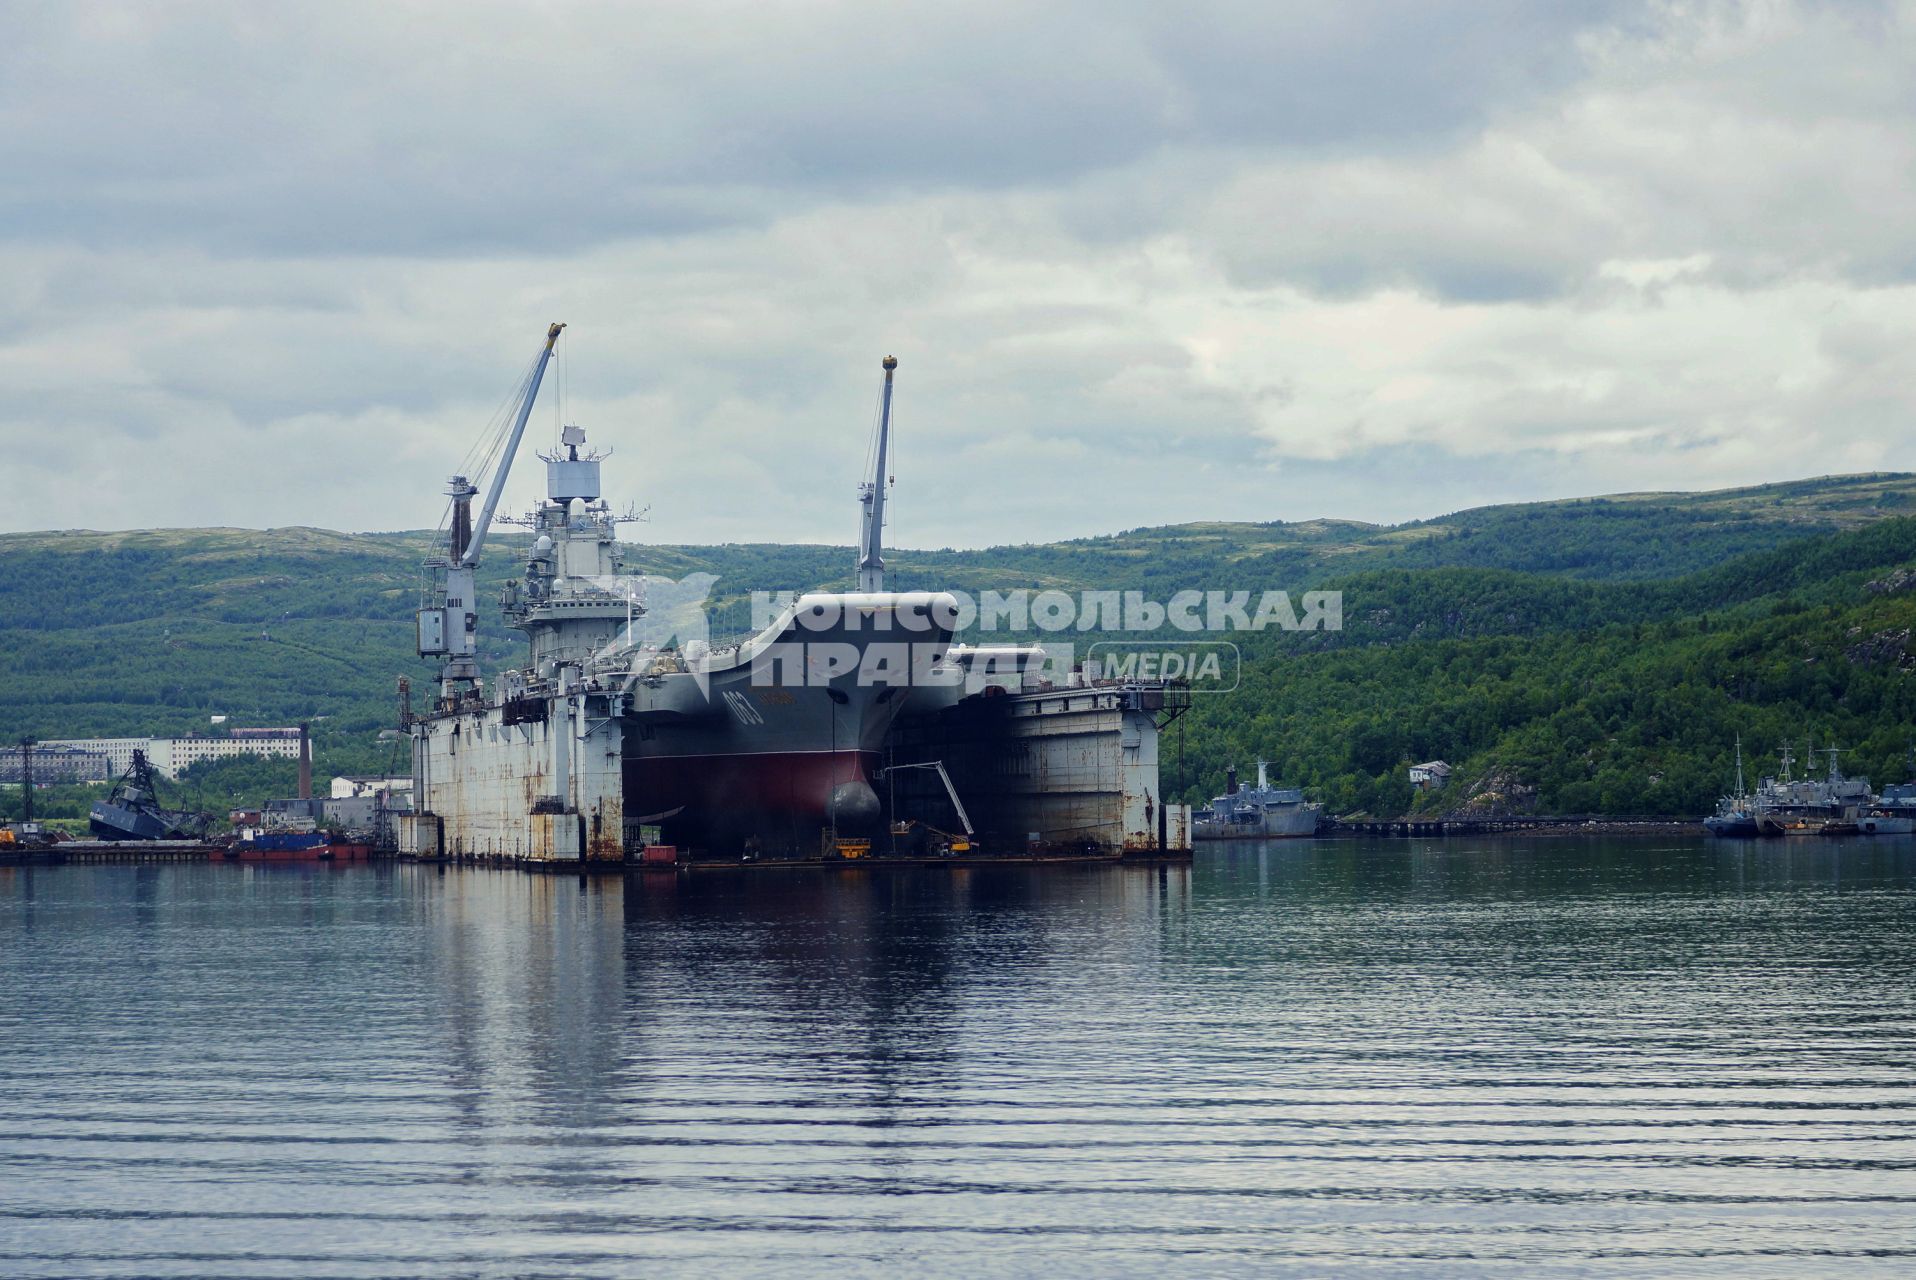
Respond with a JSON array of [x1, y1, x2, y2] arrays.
[[888, 673, 1192, 857], [394, 336, 1193, 870], [399, 663, 1197, 871]]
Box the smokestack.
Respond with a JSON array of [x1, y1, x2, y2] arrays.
[[297, 723, 312, 801], [1226, 764, 1238, 796]]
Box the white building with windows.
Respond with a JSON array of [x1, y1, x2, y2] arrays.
[[38, 729, 303, 779], [330, 775, 414, 800]]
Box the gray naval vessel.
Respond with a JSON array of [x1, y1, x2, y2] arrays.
[[1864, 780, 1916, 835], [1193, 761, 1322, 839], [1703, 737, 1759, 837], [1705, 740, 1901, 838], [88, 750, 208, 841], [403, 329, 961, 861], [1751, 744, 1873, 836]]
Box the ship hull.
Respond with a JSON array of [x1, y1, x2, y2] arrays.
[[624, 668, 907, 857], [1194, 806, 1322, 840], [88, 802, 177, 841], [215, 839, 374, 862], [1759, 809, 1862, 837], [624, 748, 882, 853], [621, 591, 951, 858]]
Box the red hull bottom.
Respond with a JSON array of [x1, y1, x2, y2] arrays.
[[625, 750, 880, 856]]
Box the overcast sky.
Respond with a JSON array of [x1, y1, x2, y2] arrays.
[[3, 1, 1914, 548]]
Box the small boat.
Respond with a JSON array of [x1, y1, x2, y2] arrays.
[[217, 828, 372, 862], [1703, 807, 1759, 838]]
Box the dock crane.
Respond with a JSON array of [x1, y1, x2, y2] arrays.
[[418, 322, 565, 693]]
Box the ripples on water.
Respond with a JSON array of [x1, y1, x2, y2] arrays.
[[2, 839, 1915, 1277]]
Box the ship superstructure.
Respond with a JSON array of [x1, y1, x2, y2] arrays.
[[1865, 779, 1916, 835]]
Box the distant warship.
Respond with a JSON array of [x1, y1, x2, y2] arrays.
[[1752, 744, 1871, 836], [1704, 739, 1891, 838], [1193, 761, 1322, 839], [1863, 780, 1916, 836]]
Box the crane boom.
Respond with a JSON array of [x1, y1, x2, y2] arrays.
[[857, 355, 896, 591], [881, 759, 973, 837], [462, 321, 566, 569]]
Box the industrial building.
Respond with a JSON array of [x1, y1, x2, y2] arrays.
[[0, 744, 112, 784], [36, 729, 304, 779]]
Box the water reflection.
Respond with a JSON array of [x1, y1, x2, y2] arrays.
[[1, 842, 1913, 1277]]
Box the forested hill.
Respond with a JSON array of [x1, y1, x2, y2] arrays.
[[2, 471, 1914, 817], [1186, 516, 1916, 817]]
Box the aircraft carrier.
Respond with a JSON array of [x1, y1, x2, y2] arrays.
[[398, 327, 1190, 866]]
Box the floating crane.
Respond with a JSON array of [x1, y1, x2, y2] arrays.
[[418, 322, 565, 692]]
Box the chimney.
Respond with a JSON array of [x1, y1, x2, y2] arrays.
[[297, 723, 312, 801], [1225, 764, 1238, 796]]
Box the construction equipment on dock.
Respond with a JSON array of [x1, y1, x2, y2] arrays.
[[880, 759, 975, 853]]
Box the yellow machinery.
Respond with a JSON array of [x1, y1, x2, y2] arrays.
[[878, 760, 975, 853]]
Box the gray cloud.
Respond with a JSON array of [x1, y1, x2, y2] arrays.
[[0, 2, 1624, 255], [1, 1, 1914, 552]]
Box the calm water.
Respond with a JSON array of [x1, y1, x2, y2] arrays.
[[3, 839, 1916, 1277]]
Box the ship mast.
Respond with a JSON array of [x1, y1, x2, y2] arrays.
[[857, 355, 897, 592]]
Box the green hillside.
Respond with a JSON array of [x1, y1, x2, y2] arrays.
[[1181, 518, 1916, 817], [2, 472, 1913, 816]]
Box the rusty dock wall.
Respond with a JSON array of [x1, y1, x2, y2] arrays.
[[887, 681, 1192, 857]]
